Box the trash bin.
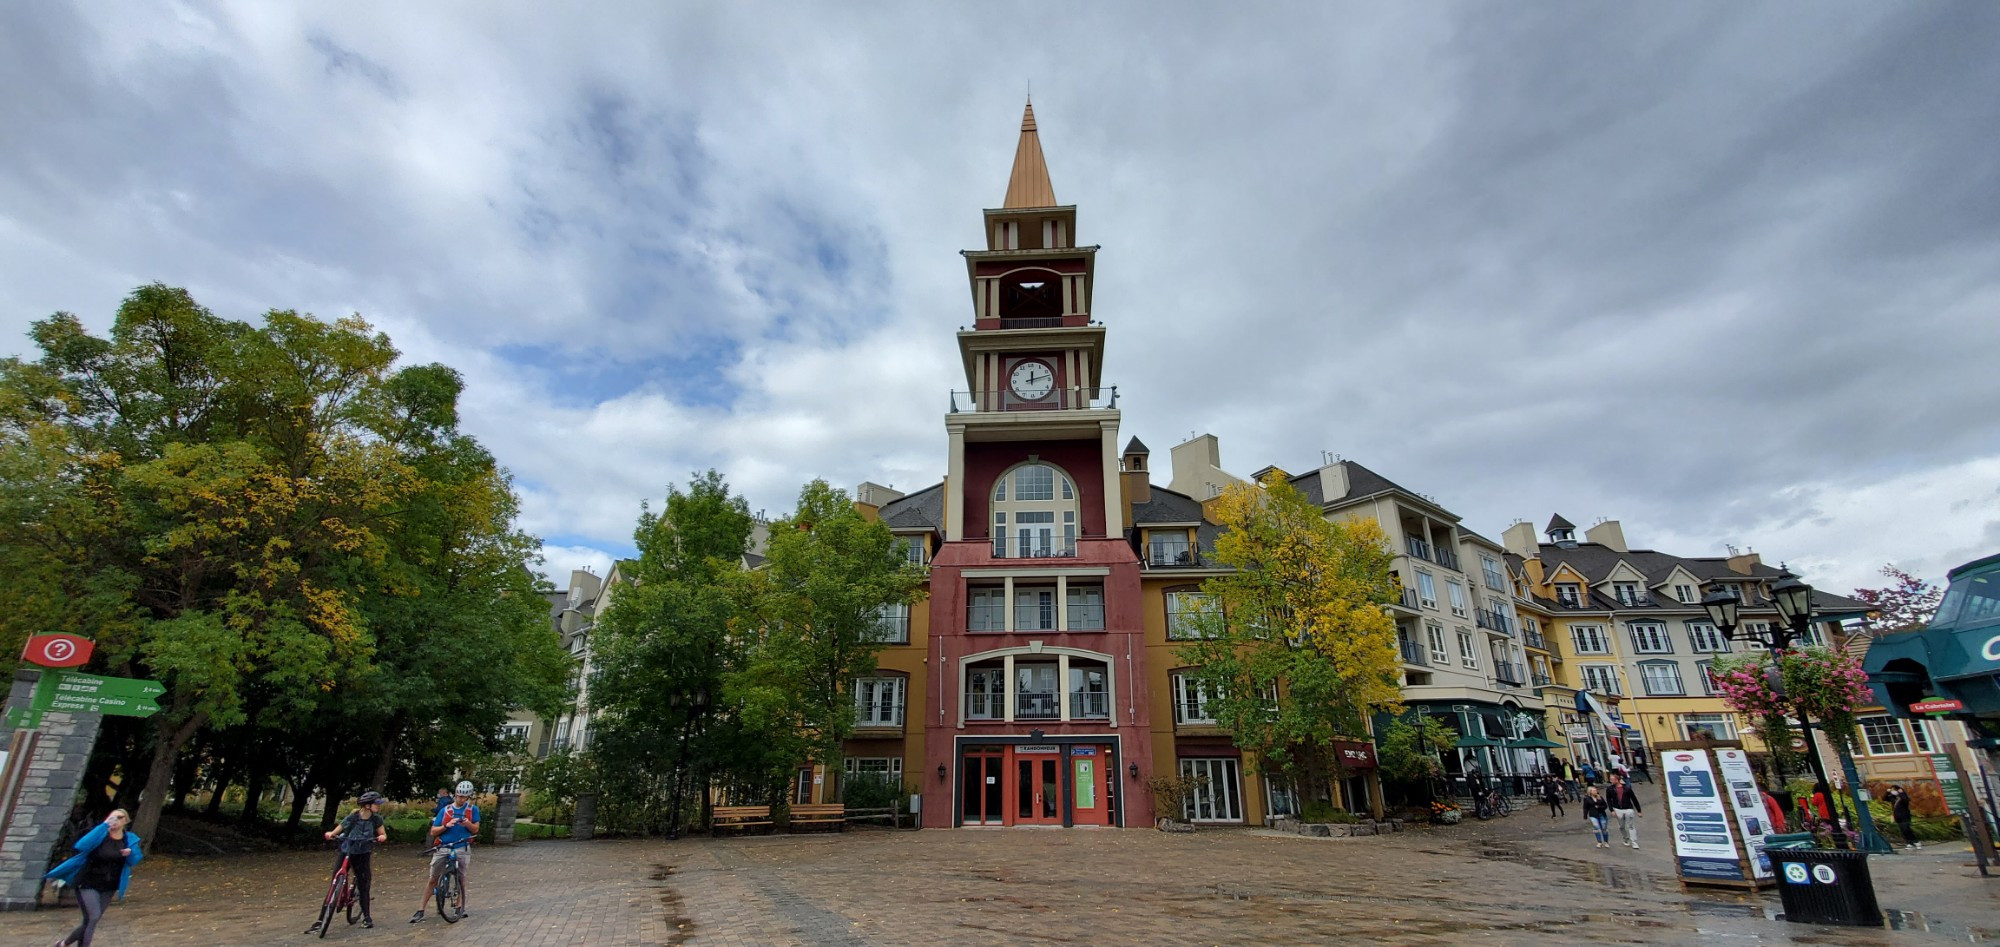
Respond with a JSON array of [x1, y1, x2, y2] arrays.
[[1773, 849, 1882, 926], [1764, 832, 1816, 851]]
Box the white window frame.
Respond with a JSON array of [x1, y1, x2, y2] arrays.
[[1066, 583, 1105, 631], [1674, 583, 1696, 604], [1172, 672, 1219, 725], [853, 676, 906, 727], [968, 587, 1007, 631], [1014, 586, 1057, 631], [1447, 581, 1468, 618], [1638, 661, 1684, 696], [1570, 624, 1610, 655], [991, 463, 1079, 558], [966, 666, 1004, 719], [1687, 621, 1730, 654], [1426, 620, 1449, 665], [1166, 591, 1216, 639], [1180, 757, 1243, 822], [1415, 570, 1438, 610], [1482, 556, 1507, 592], [1613, 581, 1643, 606], [1676, 713, 1738, 742], [896, 536, 926, 566], [1556, 583, 1583, 606], [870, 602, 910, 643], [1580, 663, 1621, 695], [1912, 719, 1936, 753], [1456, 628, 1479, 669], [1629, 622, 1672, 654], [842, 756, 904, 785]]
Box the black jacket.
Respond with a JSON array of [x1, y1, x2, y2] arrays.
[[1605, 784, 1643, 812]]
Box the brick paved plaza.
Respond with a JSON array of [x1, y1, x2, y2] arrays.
[[7, 814, 2000, 945]]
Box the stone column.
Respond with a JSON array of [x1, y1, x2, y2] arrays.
[[492, 792, 520, 844], [0, 670, 105, 911], [570, 792, 598, 841]]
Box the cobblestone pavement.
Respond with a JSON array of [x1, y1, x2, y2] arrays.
[[6, 813, 2000, 945]]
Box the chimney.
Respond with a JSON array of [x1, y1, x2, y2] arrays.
[[1318, 461, 1349, 504], [1169, 432, 1245, 503], [1503, 521, 1539, 558], [1726, 549, 1763, 575], [854, 481, 905, 518], [1584, 519, 1627, 553]]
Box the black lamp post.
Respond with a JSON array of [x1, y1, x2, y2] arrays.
[[1702, 578, 1860, 848], [665, 686, 710, 841]]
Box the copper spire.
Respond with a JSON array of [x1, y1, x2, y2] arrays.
[[1002, 99, 1057, 209]]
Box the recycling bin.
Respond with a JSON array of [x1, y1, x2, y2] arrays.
[[1773, 849, 1882, 927]]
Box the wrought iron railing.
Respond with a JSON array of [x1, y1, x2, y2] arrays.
[[950, 386, 1119, 413], [1399, 637, 1429, 667]]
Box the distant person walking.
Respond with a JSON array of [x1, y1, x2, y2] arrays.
[[1605, 773, 1644, 849], [1581, 761, 1600, 788], [1543, 775, 1566, 819], [1761, 789, 1788, 835], [44, 808, 143, 947], [1582, 787, 1611, 848], [1885, 784, 1920, 850], [1560, 759, 1580, 802]]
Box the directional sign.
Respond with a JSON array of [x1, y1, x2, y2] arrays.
[[20, 634, 93, 669], [31, 672, 163, 718], [4, 708, 42, 730], [1911, 698, 1964, 715]]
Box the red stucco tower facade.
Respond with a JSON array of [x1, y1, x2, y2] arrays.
[[918, 103, 1156, 827]]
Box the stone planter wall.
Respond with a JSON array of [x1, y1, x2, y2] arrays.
[[1270, 816, 1407, 838]]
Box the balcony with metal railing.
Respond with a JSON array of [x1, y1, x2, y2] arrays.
[[950, 385, 1120, 413], [1399, 637, 1429, 667], [1475, 608, 1515, 635], [1146, 538, 1210, 568], [1530, 671, 1553, 687], [853, 702, 906, 728], [1068, 691, 1111, 719], [1493, 661, 1525, 687], [1017, 690, 1061, 720], [1066, 604, 1105, 631], [991, 539, 1080, 560], [1434, 547, 1461, 571], [1405, 538, 1433, 562], [1394, 587, 1422, 611], [1523, 627, 1548, 650]]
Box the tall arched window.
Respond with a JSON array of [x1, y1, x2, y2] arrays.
[[992, 462, 1079, 558]]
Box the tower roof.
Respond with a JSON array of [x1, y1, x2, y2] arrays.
[[1124, 436, 1150, 455], [1002, 100, 1057, 209], [1546, 513, 1576, 532]]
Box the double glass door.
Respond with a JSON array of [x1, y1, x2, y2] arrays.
[[1016, 753, 1062, 824]]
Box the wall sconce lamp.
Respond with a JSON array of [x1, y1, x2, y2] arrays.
[[1128, 762, 1140, 780], [937, 764, 948, 782]]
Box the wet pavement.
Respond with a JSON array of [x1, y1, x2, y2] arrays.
[[3, 811, 1998, 944]]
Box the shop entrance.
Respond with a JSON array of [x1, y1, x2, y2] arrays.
[[958, 741, 1119, 827]]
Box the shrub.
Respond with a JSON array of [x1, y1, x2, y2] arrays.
[[1147, 774, 1208, 822], [1298, 801, 1360, 824], [841, 774, 910, 813]]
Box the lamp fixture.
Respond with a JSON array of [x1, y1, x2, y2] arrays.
[[1701, 584, 1742, 636], [1128, 762, 1140, 780], [1771, 572, 1814, 624], [937, 764, 947, 782]]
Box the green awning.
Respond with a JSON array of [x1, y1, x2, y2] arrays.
[[1509, 737, 1564, 749], [1453, 736, 1501, 748]]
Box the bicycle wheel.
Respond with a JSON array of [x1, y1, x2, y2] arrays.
[[344, 879, 360, 924], [318, 874, 345, 939], [436, 866, 462, 923]]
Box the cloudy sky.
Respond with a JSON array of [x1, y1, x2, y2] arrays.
[[5, 2, 1997, 595]]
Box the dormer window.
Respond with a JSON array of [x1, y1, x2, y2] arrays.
[[1556, 583, 1583, 607], [992, 463, 1079, 558]]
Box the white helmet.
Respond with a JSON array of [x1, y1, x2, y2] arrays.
[[455, 780, 475, 795]]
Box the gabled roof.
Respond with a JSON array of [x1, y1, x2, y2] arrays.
[[1002, 100, 1057, 209], [877, 480, 945, 533], [1547, 513, 1575, 532], [1286, 459, 1434, 511], [1130, 484, 1205, 524]]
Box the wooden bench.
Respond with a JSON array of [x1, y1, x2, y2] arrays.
[[789, 803, 846, 833], [711, 806, 774, 836]]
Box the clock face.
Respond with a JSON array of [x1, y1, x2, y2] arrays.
[[1010, 360, 1054, 400]]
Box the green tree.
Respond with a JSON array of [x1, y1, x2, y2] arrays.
[[1177, 476, 1403, 802], [590, 471, 758, 833], [740, 480, 927, 799]]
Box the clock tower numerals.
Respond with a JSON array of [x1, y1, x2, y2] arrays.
[[1009, 360, 1055, 401]]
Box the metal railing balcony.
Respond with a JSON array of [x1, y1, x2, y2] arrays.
[[1399, 637, 1429, 667], [950, 385, 1119, 413], [1530, 672, 1554, 687], [1523, 629, 1548, 650], [1395, 587, 1422, 609], [1147, 540, 1211, 568], [1476, 609, 1515, 635], [1069, 692, 1111, 719], [1405, 538, 1433, 562], [853, 702, 906, 727], [1434, 548, 1461, 571], [1614, 590, 1655, 607], [992, 541, 1080, 560], [1017, 691, 1061, 720], [1066, 604, 1105, 630], [1494, 662, 1525, 687], [967, 603, 1007, 631], [998, 316, 1065, 329]]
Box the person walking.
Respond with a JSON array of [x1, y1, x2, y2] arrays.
[[1582, 787, 1612, 848], [1543, 774, 1566, 818], [1561, 759, 1581, 802], [43, 808, 143, 947], [1885, 784, 1921, 850], [1581, 760, 1599, 789], [1605, 772, 1643, 849]]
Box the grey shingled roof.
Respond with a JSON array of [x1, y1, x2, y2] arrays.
[[1285, 459, 1427, 510], [878, 480, 944, 533], [1532, 542, 1869, 614], [1547, 513, 1576, 532], [1130, 484, 1204, 524], [1124, 436, 1149, 455]]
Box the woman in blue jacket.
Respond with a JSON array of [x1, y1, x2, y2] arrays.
[[44, 808, 143, 947]]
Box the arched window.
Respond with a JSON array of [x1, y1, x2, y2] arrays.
[[992, 463, 1079, 558]]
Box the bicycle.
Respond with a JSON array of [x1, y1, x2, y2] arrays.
[[424, 844, 467, 924], [312, 853, 362, 937]]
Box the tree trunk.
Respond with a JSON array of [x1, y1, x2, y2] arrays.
[[239, 760, 269, 825], [132, 708, 207, 843], [318, 783, 345, 832], [368, 715, 405, 795], [170, 742, 203, 811]]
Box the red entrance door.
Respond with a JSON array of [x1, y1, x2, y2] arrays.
[[1015, 750, 1062, 825], [961, 748, 1005, 825]]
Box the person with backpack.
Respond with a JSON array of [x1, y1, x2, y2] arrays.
[[411, 780, 481, 924], [310, 791, 387, 932]]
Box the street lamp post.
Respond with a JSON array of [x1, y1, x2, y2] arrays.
[[1703, 578, 1884, 851]]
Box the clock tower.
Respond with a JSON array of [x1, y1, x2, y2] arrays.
[[922, 101, 1154, 828]]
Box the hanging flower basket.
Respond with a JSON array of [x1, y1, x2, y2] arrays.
[[1711, 647, 1872, 766]]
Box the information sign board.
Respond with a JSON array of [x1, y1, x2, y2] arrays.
[[1661, 749, 1745, 882], [1714, 748, 1775, 880]]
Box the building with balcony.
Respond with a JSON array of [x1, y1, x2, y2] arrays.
[[1502, 515, 1867, 771]]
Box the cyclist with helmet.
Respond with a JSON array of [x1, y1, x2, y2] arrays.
[[311, 791, 387, 931], [410, 780, 480, 924]]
